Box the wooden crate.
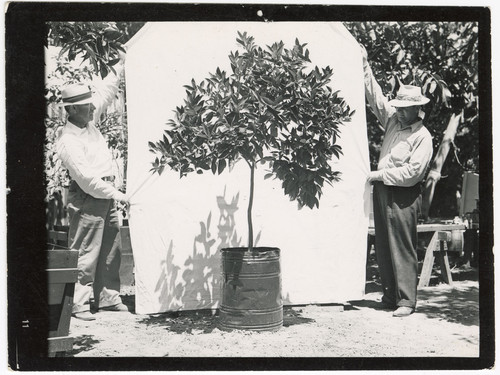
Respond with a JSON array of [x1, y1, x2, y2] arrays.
[[47, 249, 78, 357]]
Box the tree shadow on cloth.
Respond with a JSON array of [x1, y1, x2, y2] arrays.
[[180, 211, 222, 309], [152, 240, 183, 312], [179, 188, 247, 310], [140, 186, 255, 312]]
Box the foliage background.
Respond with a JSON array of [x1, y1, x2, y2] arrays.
[[44, 22, 145, 227], [345, 21, 479, 217], [45, 21, 479, 220]]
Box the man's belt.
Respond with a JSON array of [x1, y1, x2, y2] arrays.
[[102, 176, 115, 183]]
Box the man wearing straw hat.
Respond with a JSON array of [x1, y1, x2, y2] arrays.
[[361, 46, 433, 317], [56, 53, 129, 321]]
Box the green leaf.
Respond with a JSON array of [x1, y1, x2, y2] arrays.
[[270, 125, 278, 138], [261, 96, 274, 105], [217, 159, 226, 175], [211, 158, 217, 174]]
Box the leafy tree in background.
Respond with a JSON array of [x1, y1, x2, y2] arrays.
[[345, 21, 479, 217], [46, 21, 145, 78], [45, 21, 479, 219], [45, 22, 145, 227]]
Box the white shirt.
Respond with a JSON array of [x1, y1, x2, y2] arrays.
[[363, 61, 433, 187], [56, 65, 126, 201]]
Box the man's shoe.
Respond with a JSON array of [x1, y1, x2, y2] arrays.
[[392, 306, 414, 317], [99, 303, 129, 312], [72, 311, 96, 321]]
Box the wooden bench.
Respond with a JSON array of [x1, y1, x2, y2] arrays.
[[368, 223, 467, 288]]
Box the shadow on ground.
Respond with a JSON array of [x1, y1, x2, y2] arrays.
[[361, 249, 479, 327], [119, 246, 478, 336], [417, 284, 479, 326], [283, 307, 315, 327], [133, 305, 314, 334], [351, 283, 479, 326], [347, 299, 393, 312], [123, 250, 478, 333], [138, 309, 218, 334], [70, 334, 101, 356], [121, 295, 136, 314]]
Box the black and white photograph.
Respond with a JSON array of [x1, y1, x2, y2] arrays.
[[5, 1, 494, 372]]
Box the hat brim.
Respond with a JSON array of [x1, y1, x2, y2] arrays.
[[389, 97, 430, 107], [57, 97, 94, 107]]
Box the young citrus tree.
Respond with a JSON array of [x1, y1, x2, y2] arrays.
[[149, 32, 354, 251]]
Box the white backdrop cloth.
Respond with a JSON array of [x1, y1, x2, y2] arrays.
[[125, 22, 371, 314]]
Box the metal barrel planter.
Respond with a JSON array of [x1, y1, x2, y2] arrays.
[[219, 247, 283, 332]]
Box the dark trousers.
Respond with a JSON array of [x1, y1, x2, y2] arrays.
[[67, 181, 123, 312], [372, 182, 421, 308]]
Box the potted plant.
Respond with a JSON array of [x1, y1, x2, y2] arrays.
[[149, 32, 353, 331]]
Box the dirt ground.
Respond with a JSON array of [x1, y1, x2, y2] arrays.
[[68, 251, 480, 358]]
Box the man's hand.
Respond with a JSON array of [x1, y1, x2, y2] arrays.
[[119, 195, 130, 205], [115, 191, 130, 205], [367, 170, 383, 183]]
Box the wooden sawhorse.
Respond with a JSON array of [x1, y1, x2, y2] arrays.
[[417, 224, 466, 288], [369, 223, 466, 289]]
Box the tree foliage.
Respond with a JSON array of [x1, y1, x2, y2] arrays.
[[44, 51, 128, 197], [46, 21, 145, 78], [44, 22, 140, 203], [345, 21, 479, 217], [44, 57, 94, 201], [150, 32, 353, 249]]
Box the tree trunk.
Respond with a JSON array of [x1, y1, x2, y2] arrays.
[[421, 112, 462, 219], [247, 163, 255, 251]]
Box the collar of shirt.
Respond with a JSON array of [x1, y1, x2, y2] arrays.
[[399, 119, 423, 132], [65, 119, 88, 136]]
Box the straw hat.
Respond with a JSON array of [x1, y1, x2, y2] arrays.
[[59, 83, 93, 106], [388, 84, 430, 107]]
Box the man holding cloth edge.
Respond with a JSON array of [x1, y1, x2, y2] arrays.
[[56, 52, 130, 321], [361, 45, 434, 317]]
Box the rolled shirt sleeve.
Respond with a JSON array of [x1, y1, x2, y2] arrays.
[[363, 60, 395, 130], [91, 62, 124, 121]]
